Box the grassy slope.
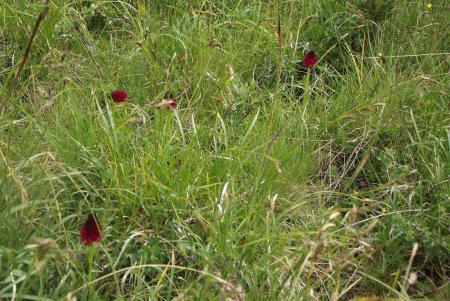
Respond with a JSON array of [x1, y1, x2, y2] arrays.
[[0, 1, 449, 300]]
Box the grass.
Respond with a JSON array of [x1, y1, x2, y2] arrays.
[[0, 0, 449, 300]]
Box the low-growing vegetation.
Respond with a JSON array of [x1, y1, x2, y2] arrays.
[[0, 1, 449, 300]]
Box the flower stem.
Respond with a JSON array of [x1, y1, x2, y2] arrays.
[[88, 244, 95, 299], [302, 69, 311, 113]]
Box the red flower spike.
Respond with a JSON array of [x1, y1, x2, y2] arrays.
[[169, 100, 177, 110], [110, 90, 129, 103], [302, 51, 318, 68], [80, 213, 102, 246]]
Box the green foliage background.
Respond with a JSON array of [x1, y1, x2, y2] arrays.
[[0, 0, 449, 300]]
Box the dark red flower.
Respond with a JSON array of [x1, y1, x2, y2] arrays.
[[169, 100, 177, 110], [80, 213, 102, 246], [110, 90, 129, 103], [302, 51, 318, 68]]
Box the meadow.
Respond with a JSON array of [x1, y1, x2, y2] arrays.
[[0, 1, 449, 300]]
